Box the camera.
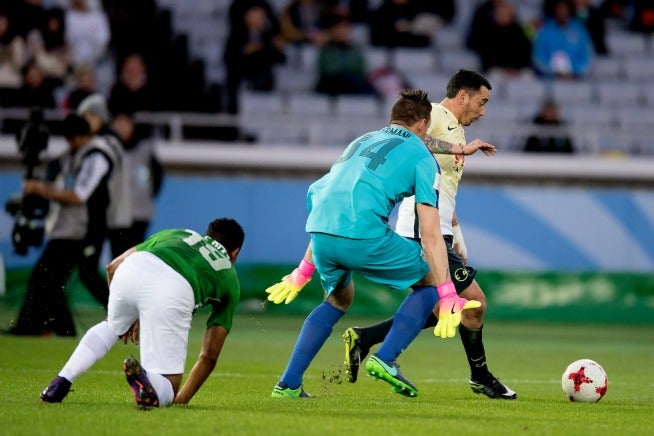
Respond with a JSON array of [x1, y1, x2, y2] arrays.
[[5, 107, 51, 255]]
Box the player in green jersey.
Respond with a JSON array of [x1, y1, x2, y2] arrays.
[[40, 218, 245, 409]]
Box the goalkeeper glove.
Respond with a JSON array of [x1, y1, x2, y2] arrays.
[[433, 281, 481, 338], [265, 259, 315, 304], [452, 223, 467, 262]]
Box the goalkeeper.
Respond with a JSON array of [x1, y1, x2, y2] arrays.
[[268, 89, 480, 399]]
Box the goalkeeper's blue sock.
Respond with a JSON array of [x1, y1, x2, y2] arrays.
[[376, 286, 437, 363], [279, 302, 344, 389], [59, 321, 118, 382]]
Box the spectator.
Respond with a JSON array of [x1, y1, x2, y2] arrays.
[[523, 98, 575, 153], [466, 0, 533, 78], [228, 0, 281, 35], [64, 0, 110, 68], [626, 0, 654, 33], [0, 9, 27, 91], [107, 52, 157, 115], [572, 0, 608, 55], [325, 0, 369, 23], [12, 58, 57, 108], [63, 63, 95, 110], [279, 0, 330, 46], [26, 7, 72, 87], [11, 0, 45, 39], [110, 112, 163, 247], [369, 0, 432, 48], [532, 0, 594, 79], [223, 4, 287, 113], [315, 16, 376, 96], [77, 93, 133, 258]]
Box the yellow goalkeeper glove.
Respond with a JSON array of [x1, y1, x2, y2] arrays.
[[434, 281, 481, 338], [265, 259, 315, 304]]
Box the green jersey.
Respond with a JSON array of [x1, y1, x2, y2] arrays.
[[136, 228, 240, 331]]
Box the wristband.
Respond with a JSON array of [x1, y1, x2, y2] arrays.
[[436, 280, 456, 298], [298, 259, 315, 279]]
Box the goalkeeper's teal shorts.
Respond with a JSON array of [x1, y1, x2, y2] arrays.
[[310, 231, 429, 296]]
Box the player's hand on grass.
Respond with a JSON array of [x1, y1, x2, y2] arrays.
[[462, 139, 496, 156], [265, 259, 315, 304], [433, 281, 481, 338]]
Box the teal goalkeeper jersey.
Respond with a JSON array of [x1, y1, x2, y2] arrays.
[[136, 228, 240, 331], [306, 126, 440, 239]]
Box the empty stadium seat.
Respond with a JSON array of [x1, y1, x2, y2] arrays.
[[334, 95, 382, 119], [287, 93, 333, 117], [596, 82, 643, 106]]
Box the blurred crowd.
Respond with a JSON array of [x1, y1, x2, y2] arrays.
[[0, 0, 652, 136]]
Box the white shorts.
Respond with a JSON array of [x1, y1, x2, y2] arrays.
[[107, 251, 195, 375]]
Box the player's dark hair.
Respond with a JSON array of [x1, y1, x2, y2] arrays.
[[206, 218, 245, 252], [61, 113, 91, 139], [389, 88, 432, 126], [446, 69, 492, 99]]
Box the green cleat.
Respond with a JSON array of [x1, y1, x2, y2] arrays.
[[271, 382, 312, 398], [365, 354, 418, 398], [343, 327, 369, 383]]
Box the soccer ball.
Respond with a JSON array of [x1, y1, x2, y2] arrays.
[[561, 359, 608, 402]]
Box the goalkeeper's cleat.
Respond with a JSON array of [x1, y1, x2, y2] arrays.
[[343, 327, 370, 383], [124, 356, 159, 410], [365, 355, 418, 398], [40, 376, 72, 403], [470, 373, 517, 400], [271, 382, 312, 398]]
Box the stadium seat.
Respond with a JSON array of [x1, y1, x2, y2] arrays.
[[288, 94, 333, 117], [596, 82, 642, 106], [402, 72, 450, 98], [567, 106, 616, 128], [590, 57, 624, 80], [615, 107, 651, 131], [334, 95, 382, 119], [240, 91, 286, 116], [393, 48, 438, 75], [623, 58, 654, 82], [550, 81, 596, 105], [275, 66, 316, 93], [503, 78, 547, 102], [606, 32, 648, 57], [437, 51, 480, 75], [364, 47, 394, 72], [433, 27, 465, 52]]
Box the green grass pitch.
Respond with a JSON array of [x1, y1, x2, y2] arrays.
[[1, 309, 652, 436]]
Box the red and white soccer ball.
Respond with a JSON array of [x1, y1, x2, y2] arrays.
[[561, 359, 608, 402]]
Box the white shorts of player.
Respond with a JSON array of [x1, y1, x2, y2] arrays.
[[107, 251, 194, 375]]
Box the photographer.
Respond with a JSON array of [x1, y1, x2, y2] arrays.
[[4, 114, 112, 336], [77, 93, 133, 257]]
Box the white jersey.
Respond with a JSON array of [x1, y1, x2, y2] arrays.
[[396, 103, 466, 238]]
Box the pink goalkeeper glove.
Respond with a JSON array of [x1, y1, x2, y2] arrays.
[[265, 259, 315, 304], [433, 281, 481, 338]]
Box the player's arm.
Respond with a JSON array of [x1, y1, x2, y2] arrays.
[[106, 247, 137, 284], [416, 203, 449, 284], [265, 242, 315, 304], [174, 324, 228, 404], [451, 212, 467, 264], [423, 135, 496, 156], [416, 203, 480, 338]]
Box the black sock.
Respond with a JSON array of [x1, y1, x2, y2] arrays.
[[358, 317, 393, 350], [458, 323, 489, 380]]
